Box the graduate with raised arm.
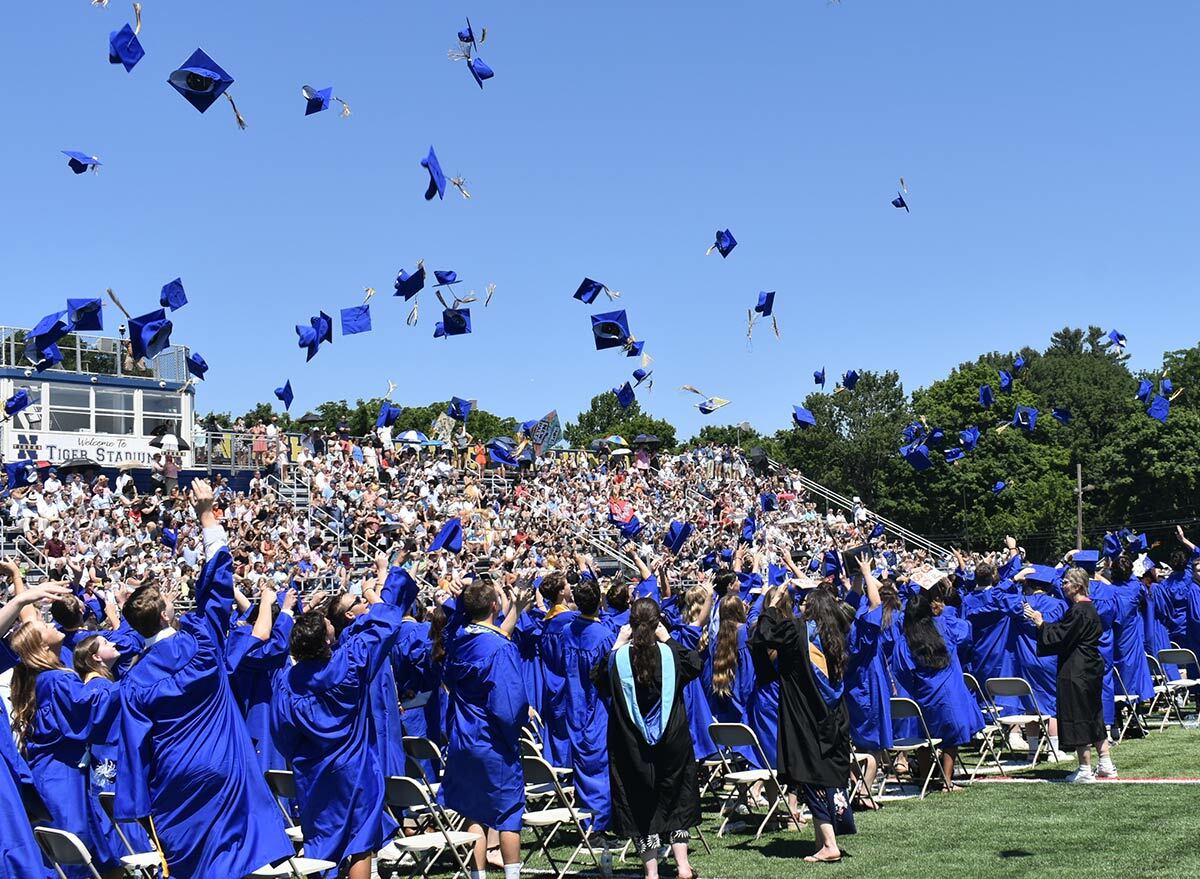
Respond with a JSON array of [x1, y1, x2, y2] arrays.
[[1006, 566, 1069, 760], [116, 479, 293, 879], [537, 571, 577, 766], [441, 579, 534, 879], [0, 562, 70, 879], [671, 577, 717, 760], [271, 552, 414, 879], [958, 539, 1022, 717], [1106, 555, 1155, 706], [843, 555, 891, 800], [1025, 568, 1114, 782]]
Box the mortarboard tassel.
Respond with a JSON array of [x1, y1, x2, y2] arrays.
[[177, 377, 195, 396], [334, 97, 351, 118], [92, 0, 109, 6], [362, 287, 376, 303], [406, 302, 419, 326], [385, 379, 397, 400], [746, 309, 755, 341], [680, 384, 704, 396], [480, 26, 487, 43], [1170, 387, 1185, 402], [450, 176, 472, 199], [772, 315, 780, 338], [133, 2, 141, 34], [105, 287, 132, 319], [434, 290, 450, 309], [484, 282, 496, 307], [641, 351, 652, 369], [224, 92, 247, 130], [604, 286, 620, 300], [455, 294, 478, 305]]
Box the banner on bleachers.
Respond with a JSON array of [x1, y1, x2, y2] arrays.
[[529, 410, 563, 453]]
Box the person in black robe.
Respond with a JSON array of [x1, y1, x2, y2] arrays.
[[750, 585, 856, 864], [597, 597, 701, 879], [1024, 567, 1115, 782]]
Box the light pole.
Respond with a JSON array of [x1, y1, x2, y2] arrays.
[[1075, 462, 1096, 549]]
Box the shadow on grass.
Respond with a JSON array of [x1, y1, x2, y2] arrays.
[[728, 837, 855, 861], [998, 849, 1035, 858]]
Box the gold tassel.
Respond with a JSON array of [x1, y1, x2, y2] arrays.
[[641, 352, 651, 368], [407, 302, 419, 326], [450, 176, 472, 199], [106, 288, 132, 319], [362, 287, 376, 303], [1170, 388, 1185, 402], [148, 813, 170, 877], [335, 97, 351, 118], [834, 386, 848, 395], [996, 423, 1010, 433], [225, 92, 247, 130], [177, 378, 195, 396], [704, 244, 716, 256], [133, 2, 142, 34]]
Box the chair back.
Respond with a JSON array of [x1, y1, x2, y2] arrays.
[[964, 672, 1002, 723], [265, 769, 297, 800], [708, 722, 771, 771], [402, 736, 442, 763], [1159, 648, 1198, 672], [384, 774, 432, 812], [521, 753, 559, 788], [519, 738, 541, 759], [35, 827, 93, 868], [986, 676, 1033, 699]]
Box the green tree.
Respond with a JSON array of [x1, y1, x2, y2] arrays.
[[564, 394, 677, 450]]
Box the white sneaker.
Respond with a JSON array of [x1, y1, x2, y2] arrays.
[[1008, 732, 1029, 751], [1065, 767, 1096, 784], [1095, 763, 1118, 779]]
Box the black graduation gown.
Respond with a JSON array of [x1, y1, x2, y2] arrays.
[[598, 638, 702, 838], [1036, 599, 1106, 750], [749, 607, 850, 790]]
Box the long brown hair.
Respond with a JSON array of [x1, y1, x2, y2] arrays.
[[628, 597, 662, 687], [711, 595, 747, 698], [72, 634, 114, 683], [801, 588, 854, 684], [9, 623, 66, 751]]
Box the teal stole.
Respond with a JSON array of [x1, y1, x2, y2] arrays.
[[614, 643, 675, 745]]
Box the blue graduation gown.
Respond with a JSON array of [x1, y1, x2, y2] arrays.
[[891, 614, 984, 747], [227, 613, 295, 774], [0, 643, 54, 879], [392, 618, 440, 740], [1110, 579, 1154, 701], [845, 604, 893, 751], [538, 608, 578, 767], [705, 624, 759, 766], [1088, 581, 1119, 725], [1008, 592, 1067, 715], [513, 609, 545, 717], [561, 616, 616, 832], [116, 546, 293, 879], [1146, 582, 1179, 678], [272, 603, 406, 865], [441, 622, 529, 831], [673, 623, 716, 759], [1157, 572, 1200, 653], [959, 583, 1021, 712]]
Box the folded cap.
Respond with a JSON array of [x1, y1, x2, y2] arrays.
[[4, 461, 39, 489], [433, 270, 460, 286], [62, 151, 101, 174], [1013, 355, 1026, 374], [28, 344, 63, 373], [447, 397, 473, 421], [108, 18, 144, 72], [428, 518, 463, 553], [1012, 406, 1037, 432], [591, 310, 630, 350], [754, 291, 775, 317], [625, 340, 645, 358], [613, 382, 635, 409], [1052, 407, 1070, 425], [1147, 393, 1170, 423], [129, 309, 173, 362], [1073, 549, 1100, 573], [340, 305, 372, 335], [296, 311, 333, 361], [999, 369, 1012, 393], [185, 352, 208, 380], [792, 405, 816, 428], [979, 384, 994, 409], [467, 57, 494, 88], [1107, 329, 1126, 350], [1161, 378, 1174, 396], [706, 228, 737, 258], [376, 401, 402, 428], [168, 48, 234, 113], [393, 263, 426, 300], [302, 85, 333, 115], [4, 389, 31, 418], [458, 18, 477, 46], [814, 368, 825, 388], [632, 368, 653, 387], [1102, 533, 1123, 558], [274, 381, 293, 410], [438, 307, 471, 337], [891, 192, 909, 212], [421, 146, 446, 200], [159, 278, 187, 311], [901, 441, 932, 471], [66, 298, 103, 332], [27, 311, 73, 360], [841, 370, 860, 391], [1136, 378, 1153, 402]]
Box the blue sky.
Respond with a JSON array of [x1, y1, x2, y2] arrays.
[[4, 1, 1199, 437]]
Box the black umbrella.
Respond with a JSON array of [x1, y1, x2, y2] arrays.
[[632, 433, 660, 445], [148, 431, 191, 452], [298, 411, 323, 425], [56, 457, 100, 475]]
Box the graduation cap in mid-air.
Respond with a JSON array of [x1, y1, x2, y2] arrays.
[[66, 298, 103, 332], [433, 270, 461, 287], [792, 405, 816, 428], [959, 425, 980, 451], [891, 192, 909, 212], [467, 57, 494, 88], [340, 305, 372, 336], [574, 277, 619, 304], [613, 382, 635, 409], [900, 441, 932, 471], [3, 389, 31, 419], [993, 480, 1007, 494], [836, 370, 860, 393], [682, 385, 729, 415], [168, 48, 244, 128], [436, 307, 472, 337], [706, 228, 737, 258], [633, 367, 653, 388], [274, 381, 293, 411], [591, 310, 630, 350], [159, 278, 187, 311], [814, 368, 826, 389], [62, 151, 101, 174], [129, 309, 173, 362], [447, 397, 473, 421], [979, 384, 994, 409], [1011, 406, 1038, 432], [664, 521, 694, 556], [1147, 393, 1170, 423], [625, 340, 645, 359], [998, 369, 1013, 394], [185, 352, 208, 380], [1107, 329, 1127, 350], [428, 518, 463, 554], [301, 84, 351, 117], [1013, 355, 1026, 375], [108, 3, 144, 72], [376, 401, 402, 428], [747, 291, 779, 340], [945, 447, 966, 463], [1136, 378, 1153, 402], [4, 461, 39, 490], [1052, 407, 1071, 425], [296, 311, 333, 361], [26, 311, 73, 364], [421, 146, 446, 200], [393, 262, 426, 300]]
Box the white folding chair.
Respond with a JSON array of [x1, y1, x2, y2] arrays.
[[244, 857, 338, 878], [263, 769, 306, 848], [95, 790, 162, 878], [708, 722, 804, 838], [1157, 648, 1200, 730], [1111, 665, 1147, 744], [962, 672, 1007, 779], [35, 827, 106, 879], [378, 775, 482, 879], [885, 697, 951, 799], [1144, 652, 1177, 729], [402, 736, 446, 797], [520, 754, 601, 879], [849, 751, 881, 810], [985, 677, 1060, 766]]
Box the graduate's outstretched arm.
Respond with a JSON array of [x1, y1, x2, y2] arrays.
[[250, 583, 278, 643], [0, 575, 70, 636], [857, 555, 883, 610], [1176, 525, 1198, 556], [500, 582, 534, 638]]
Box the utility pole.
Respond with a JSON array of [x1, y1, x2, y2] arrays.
[[1076, 463, 1084, 549]]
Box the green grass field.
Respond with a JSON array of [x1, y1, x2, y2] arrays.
[[526, 728, 1199, 879]]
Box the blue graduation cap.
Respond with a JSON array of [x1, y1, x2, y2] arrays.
[[488, 440, 519, 468], [767, 563, 788, 587], [1102, 533, 1123, 558], [168, 48, 234, 113], [891, 192, 909, 212], [1052, 407, 1070, 425], [421, 146, 446, 201], [626, 340, 645, 359], [633, 368, 653, 387], [664, 521, 694, 556], [185, 352, 208, 380], [901, 441, 932, 471], [1161, 378, 1174, 396], [296, 311, 333, 361], [4, 461, 39, 490], [993, 480, 1007, 494], [447, 397, 473, 421], [428, 518, 463, 554], [1025, 565, 1060, 586], [697, 398, 729, 415], [274, 380, 293, 411], [706, 228, 737, 258], [902, 422, 924, 443], [761, 492, 778, 512], [393, 263, 426, 299], [4, 389, 30, 418], [303, 85, 333, 115], [998, 369, 1013, 394], [376, 401, 402, 428], [740, 515, 757, 544], [822, 550, 842, 577], [433, 270, 461, 286], [1147, 393, 1170, 423], [467, 57, 494, 88], [814, 368, 825, 389], [1136, 378, 1153, 402], [161, 528, 178, 550], [1012, 406, 1037, 432], [129, 309, 173, 362], [458, 17, 478, 46], [108, 19, 144, 72], [340, 305, 372, 336], [26, 311, 73, 362], [841, 370, 860, 391], [66, 298, 103, 332], [159, 278, 187, 311], [591, 310, 630, 350], [754, 291, 775, 317], [960, 425, 980, 451], [1073, 549, 1100, 573], [1013, 355, 1026, 375], [439, 308, 471, 337], [1107, 329, 1126, 350], [29, 344, 63, 373], [574, 278, 606, 304], [869, 522, 886, 540], [63, 151, 101, 174], [613, 382, 635, 409], [979, 384, 994, 409], [928, 428, 946, 446], [792, 405, 816, 428], [945, 447, 966, 463]]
